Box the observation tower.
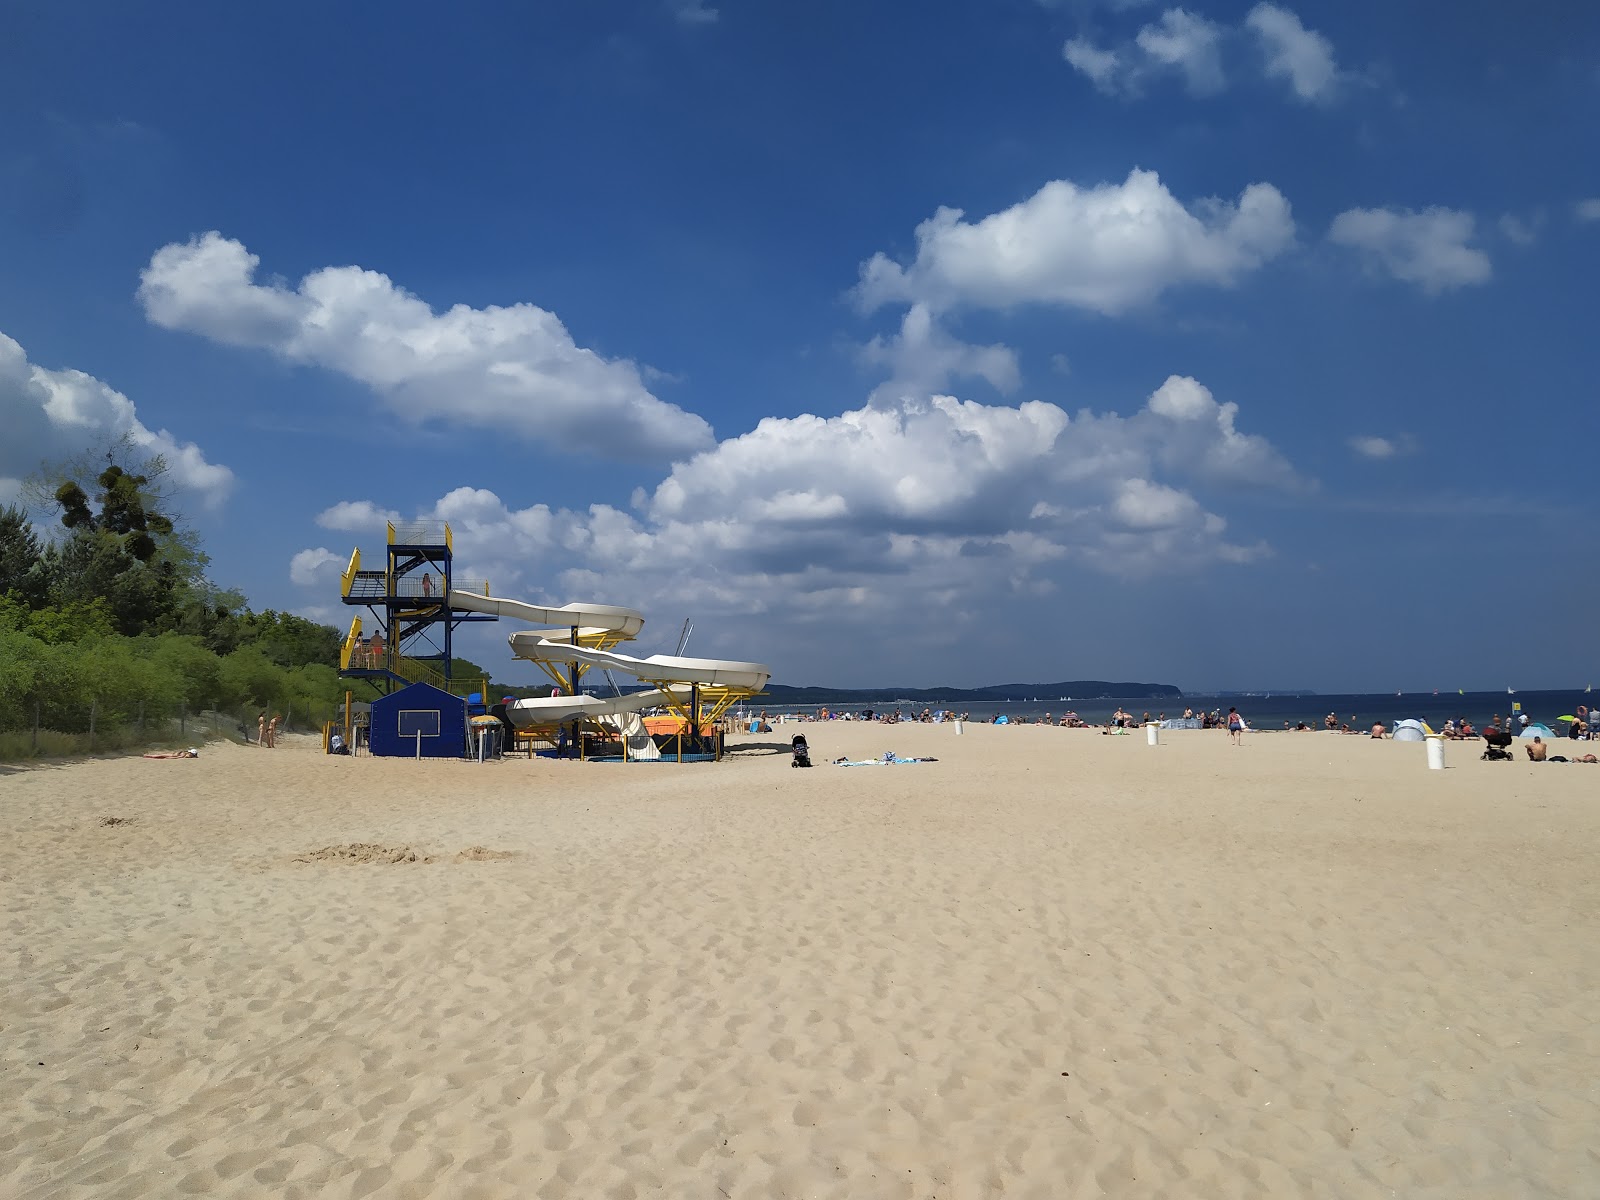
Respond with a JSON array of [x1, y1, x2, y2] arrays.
[[337, 521, 496, 695]]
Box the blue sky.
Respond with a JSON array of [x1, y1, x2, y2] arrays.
[[3, 0, 1598, 692]]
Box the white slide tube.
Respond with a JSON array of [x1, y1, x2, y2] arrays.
[[503, 686, 690, 730], [448, 587, 770, 693], [447, 590, 644, 640], [506, 633, 771, 691]]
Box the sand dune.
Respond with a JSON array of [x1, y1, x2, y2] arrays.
[[3, 724, 1597, 1198]]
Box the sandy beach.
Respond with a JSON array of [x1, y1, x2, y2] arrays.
[[3, 723, 1597, 1199]]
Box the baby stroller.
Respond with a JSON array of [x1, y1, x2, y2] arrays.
[[1481, 729, 1514, 761], [791, 734, 813, 768]]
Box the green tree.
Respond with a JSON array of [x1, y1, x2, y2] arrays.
[[240, 610, 342, 668], [0, 505, 50, 607]]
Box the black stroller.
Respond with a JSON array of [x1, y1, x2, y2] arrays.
[[1481, 728, 1514, 760], [791, 734, 813, 768]]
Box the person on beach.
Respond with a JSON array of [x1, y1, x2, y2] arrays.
[[1526, 736, 1548, 762], [1226, 706, 1244, 745], [1370, 723, 1387, 739], [256, 712, 266, 746], [267, 714, 280, 748]]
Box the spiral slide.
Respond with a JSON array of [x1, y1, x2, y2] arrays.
[[446, 590, 770, 732]]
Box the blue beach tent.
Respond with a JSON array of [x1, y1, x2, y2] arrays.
[[370, 682, 467, 758]]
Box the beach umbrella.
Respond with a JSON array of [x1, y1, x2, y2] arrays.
[[1557, 714, 1578, 722]]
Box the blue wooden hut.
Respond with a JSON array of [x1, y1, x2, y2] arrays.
[[370, 682, 467, 759]]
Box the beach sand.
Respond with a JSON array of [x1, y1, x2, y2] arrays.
[[4, 724, 1597, 1198]]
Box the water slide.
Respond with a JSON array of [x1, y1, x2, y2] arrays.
[[446, 590, 771, 733]]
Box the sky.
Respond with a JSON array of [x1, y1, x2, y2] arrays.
[[3, 0, 1598, 693]]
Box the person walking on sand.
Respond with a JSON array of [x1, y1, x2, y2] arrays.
[[257, 711, 266, 746], [1227, 706, 1245, 746], [267, 714, 280, 748]]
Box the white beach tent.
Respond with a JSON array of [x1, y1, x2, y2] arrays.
[[1392, 719, 1428, 742]]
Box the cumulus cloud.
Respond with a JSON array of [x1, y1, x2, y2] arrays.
[[1245, 4, 1340, 102], [670, 0, 718, 24], [1065, 4, 1350, 105], [860, 305, 1020, 404], [1348, 434, 1416, 460], [138, 232, 714, 462], [1063, 37, 1124, 90], [1063, 8, 1224, 96], [0, 330, 233, 508], [1497, 212, 1543, 247], [293, 373, 1303, 654], [856, 169, 1294, 317], [1575, 199, 1600, 223], [316, 500, 402, 532], [1328, 206, 1491, 293], [1135, 8, 1226, 95], [289, 547, 343, 586]]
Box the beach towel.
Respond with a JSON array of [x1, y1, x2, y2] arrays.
[[833, 753, 938, 766]]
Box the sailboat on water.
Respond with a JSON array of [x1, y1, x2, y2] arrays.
[[1508, 686, 1516, 695]]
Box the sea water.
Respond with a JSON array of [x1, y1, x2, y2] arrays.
[[762, 690, 1589, 731]]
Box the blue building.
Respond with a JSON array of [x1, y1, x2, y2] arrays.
[[369, 682, 467, 759]]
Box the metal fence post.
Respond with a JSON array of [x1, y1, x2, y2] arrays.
[[89, 700, 97, 752]]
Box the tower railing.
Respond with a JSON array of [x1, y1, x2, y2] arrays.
[[341, 548, 361, 598]]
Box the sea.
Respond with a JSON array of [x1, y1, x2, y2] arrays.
[[743, 689, 1593, 731]]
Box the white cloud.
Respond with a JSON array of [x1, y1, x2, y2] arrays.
[[298, 375, 1301, 639], [1051, 353, 1072, 376], [1348, 434, 1416, 460], [1246, 4, 1341, 103], [1063, 38, 1124, 92], [0, 330, 233, 508], [1067, 4, 1351, 106], [856, 169, 1294, 317], [860, 305, 1020, 404], [670, 0, 718, 24], [289, 547, 343, 586], [290, 374, 1304, 677], [316, 500, 402, 532], [1497, 212, 1543, 247], [1328, 206, 1491, 293], [138, 232, 714, 462], [1143, 375, 1302, 489], [1135, 8, 1226, 95], [1064, 8, 1224, 96], [1574, 199, 1600, 223]]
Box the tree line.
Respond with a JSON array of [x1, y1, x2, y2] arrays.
[[0, 444, 504, 756]]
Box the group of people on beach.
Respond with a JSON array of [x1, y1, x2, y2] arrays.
[[255, 712, 281, 748]]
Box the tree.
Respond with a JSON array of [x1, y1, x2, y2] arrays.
[[29, 443, 195, 635], [0, 504, 49, 607]]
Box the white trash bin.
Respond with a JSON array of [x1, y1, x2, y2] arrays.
[[953, 721, 964, 735], [1426, 736, 1445, 770], [1146, 722, 1160, 746]]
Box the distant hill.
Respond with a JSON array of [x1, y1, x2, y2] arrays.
[[759, 680, 1181, 704]]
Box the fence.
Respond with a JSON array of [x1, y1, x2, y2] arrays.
[[0, 697, 347, 759]]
